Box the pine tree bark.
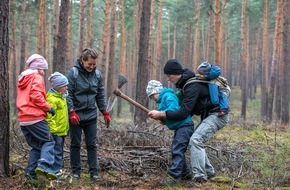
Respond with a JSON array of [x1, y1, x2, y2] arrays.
[[134, 0, 151, 126], [9, 0, 17, 114], [0, 0, 10, 177], [107, 0, 117, 102], [100, 0, 111, 80], [19, 0, 26, 74], [36, 0, 46, 56], [85, 0, 93, 48], [67, 0, 73, 70], [117, 0, 127, 117], [214, 0, 220, 65], [54, 0, 69, 74], [281, 0, 289, 124], [261, 0, 270, 121], [267, 0, 284, 122], [77, 0, 85, 55], [240, 0, 248, 119]]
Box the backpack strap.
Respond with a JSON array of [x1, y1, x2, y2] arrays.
[[72, 66, 79, 80]]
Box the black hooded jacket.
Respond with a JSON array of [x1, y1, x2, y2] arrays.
[[66, 59, 107, 124], [165, 68, 218, 121]]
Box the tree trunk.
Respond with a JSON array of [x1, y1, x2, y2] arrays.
[[36, 0, 46, 56], [214, 0, 220, 65], [66, 0, 73, 70], [77, 0, 85, 55], [134, 0, 151, 127], [240, 0, 248, 119], [205, 12, 212, 61], [100, 0, 111, 80], [9, 0, 17, 114], [0, 0, 10, 177], [19, 0, 26, 74], [281, 0, 289, 124], [267, 0, 284, 122], [54, 0, 69, 74], [117, 0, 127, 117], [107, 0, 117, 103], [261, 0, 269, 121], [154, 0, 163, 81], [85, 0, 93, 48], [194, 1, 201, 69], [53, 0, 59, 71]]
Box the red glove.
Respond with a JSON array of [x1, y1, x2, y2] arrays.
[[101, 111, 111, 127], [69, 111, 80, 125]]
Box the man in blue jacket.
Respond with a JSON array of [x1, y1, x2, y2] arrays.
[[148, 59, 229, 184]]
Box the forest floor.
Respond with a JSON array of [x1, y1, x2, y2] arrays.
[[1, 118, 290, 190], [1, 86, 290, 190]]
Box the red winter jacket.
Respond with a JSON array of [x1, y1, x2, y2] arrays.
[[16, 70, 51, 122]]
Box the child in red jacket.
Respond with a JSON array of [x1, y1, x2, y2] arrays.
[[17, 54, 57, 181]]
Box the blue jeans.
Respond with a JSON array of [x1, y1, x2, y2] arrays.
[[189, 113, 229, 180], [70, 122, 98, 177], [21, 120, 55, 175], [51, 134, 65, 173], [167, 123, 194, 179]]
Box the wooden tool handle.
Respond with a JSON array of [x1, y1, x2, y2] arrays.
[[114, 88, 150, 113]]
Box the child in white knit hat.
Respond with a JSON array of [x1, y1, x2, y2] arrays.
[[146, 80, 194, 185], [46, 72, 69, 180]]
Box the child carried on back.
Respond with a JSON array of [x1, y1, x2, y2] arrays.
[[197, 62, 229, 116]]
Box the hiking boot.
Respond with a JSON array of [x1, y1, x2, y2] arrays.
[[25, 173, 39, 185], [91, 175, 101, 183], [71, 174, 80, 181], [55, 171, 63, 181], [208, 173, 216, 180], [181, 173, 192, 180], [35, 163, 57, 180], [192, 176, 207, 184], [162, 178, 181, 186]]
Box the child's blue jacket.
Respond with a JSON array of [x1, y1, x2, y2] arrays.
[[156, 87, 192, 130]]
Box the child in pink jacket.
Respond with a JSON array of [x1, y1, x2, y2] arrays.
[[17, 54, 57, 181]]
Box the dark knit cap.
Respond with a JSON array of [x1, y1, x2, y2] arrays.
[[163, 59, 184, 75]]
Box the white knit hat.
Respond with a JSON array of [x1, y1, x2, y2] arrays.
[[146, 80, 163, 97]]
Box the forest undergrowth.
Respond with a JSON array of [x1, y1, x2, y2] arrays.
[[1, 87, 290, 190]]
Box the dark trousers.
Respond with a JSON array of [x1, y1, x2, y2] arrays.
[[70, 122, 98, 177], [21, 120, 55, 175], [167, 123, 194, 179], [51, 134, 65, 173]]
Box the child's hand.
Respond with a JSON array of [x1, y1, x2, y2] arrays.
[[48, 107, 55, 116]]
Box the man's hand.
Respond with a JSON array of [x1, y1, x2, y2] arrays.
[[69, 111, 80, 125], [101, 111, 111, 127], [148, 110, 166, 120]]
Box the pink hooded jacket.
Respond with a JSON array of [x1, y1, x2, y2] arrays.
[[16, 70, 51, 122]]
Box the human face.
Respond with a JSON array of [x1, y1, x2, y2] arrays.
[[82, 57, 97, 72], [38, 69, 45, 76], [165, 74, 181, 84], [149, 93, 158, 101], [57, 86, 68, 94]]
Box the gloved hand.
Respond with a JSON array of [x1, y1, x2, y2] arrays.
[[48, 107, 55, 116], [101, 111, 111, 127], [69, 111, 80, 125]]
